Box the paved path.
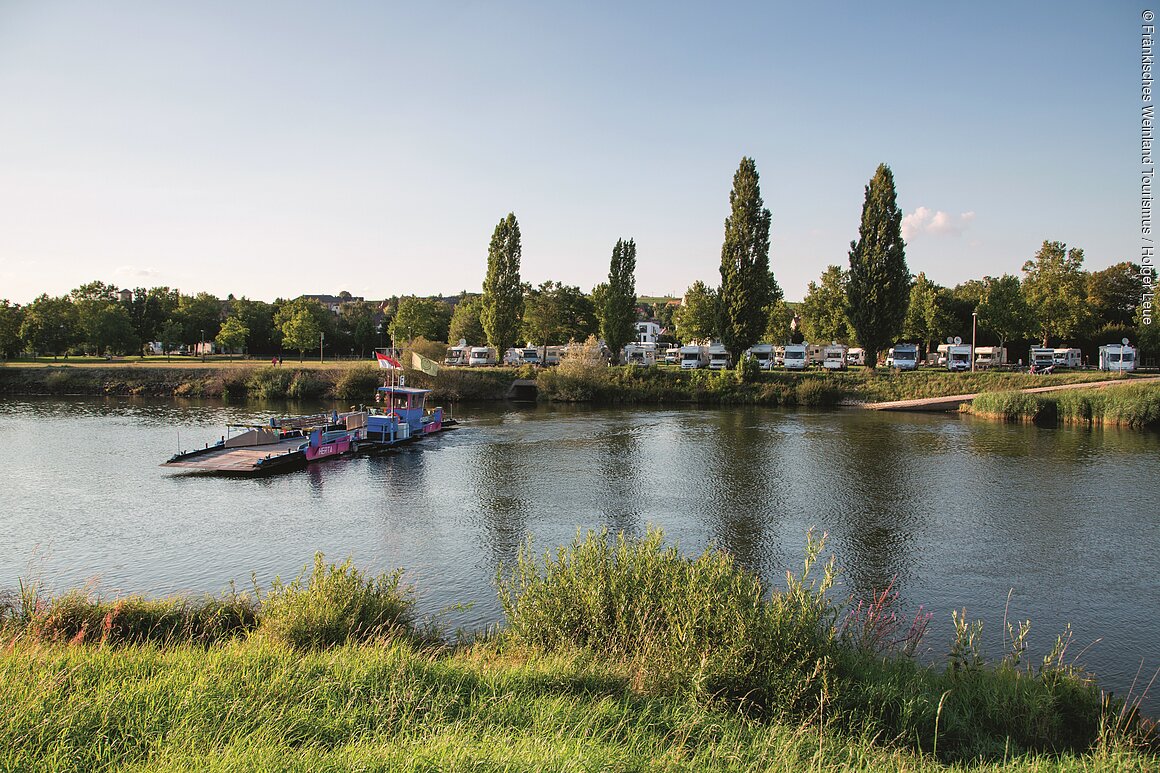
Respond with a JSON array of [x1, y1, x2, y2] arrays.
[[863, 375, 1160, 412]]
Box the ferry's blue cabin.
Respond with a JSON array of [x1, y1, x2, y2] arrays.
[[365, 386, 444, 445]]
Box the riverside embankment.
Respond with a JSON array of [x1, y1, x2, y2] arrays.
[[0, 360, 1141, 409]]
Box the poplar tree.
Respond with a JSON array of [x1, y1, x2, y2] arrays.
[[481, 213, 523, 355], [602, 238, 637, 362], [846, 163, 909, 368], [719, 157, 777, 360]]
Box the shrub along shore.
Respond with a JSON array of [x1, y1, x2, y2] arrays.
[[0, 533, 1155, 771], [0, 361, 1136, 409], [965, 383, 1160, 428]]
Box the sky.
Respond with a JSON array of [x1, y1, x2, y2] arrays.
[[0, 1, 1144, 304]]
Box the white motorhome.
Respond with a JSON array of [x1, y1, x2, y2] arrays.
[[783, 343, 809, 370], [663, 345, 680, 365], [468, 346, 497, 366], [887, 343, 919, 371], [1052, 348, 1082, 369], [946, 344, 972, 372], [707, 343, 731, 370], [745, 343, 775, 370], [624, 342, 657, 366], [846, 347, 865, 366], [679, 344, 708, 370], [806, 343, 826, 366], [444, 340, 471, 366], [542, 345, 563, 366], [1098, 343, 1137, 372], [973, 346, 1007, 370], [1029, 347, 1055, 371], [822, 344, 848, 370]]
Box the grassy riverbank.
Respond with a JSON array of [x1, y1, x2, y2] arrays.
[[1, 361, 1132, 408], [966, 382, 1160, 428], [1, 534, 1155, 771]]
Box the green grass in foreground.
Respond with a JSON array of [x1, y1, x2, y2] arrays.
[[1, 535, 1156, 771], [967, 383, 1160, 427]]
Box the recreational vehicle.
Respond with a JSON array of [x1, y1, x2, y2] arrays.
[[707, 343, 731, 370], [783, 343, 809, 370], [973, 346, 1007, 370], [444, 341, 471, 366], [806, 343, 826, 367], [1098, 343, 1137, 372], [846, 347, 865, 366], [664, 345, 680, 366], [946, 344, 972, 372], [468, 347, 497, 366], [1052, 348, 1082, 369], [679, 344, 708, 370], [887, 343, 919, 371], [745, 343, 775, 370], [624, 342, 657, 366], [1029, 347, 1055, 371], [822, 344, 848, 370]]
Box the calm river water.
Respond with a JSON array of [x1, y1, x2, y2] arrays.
[[1, 397, 1158, 711]]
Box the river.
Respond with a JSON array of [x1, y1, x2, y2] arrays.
[[1, 396, 1157, 712]]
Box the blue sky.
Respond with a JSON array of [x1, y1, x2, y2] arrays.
[[0, 1, 1142, 304]]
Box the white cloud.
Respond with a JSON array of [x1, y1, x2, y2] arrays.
[[902, 207, 976, 240]]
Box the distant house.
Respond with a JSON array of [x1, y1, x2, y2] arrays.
[[302, 292, 366, 315]]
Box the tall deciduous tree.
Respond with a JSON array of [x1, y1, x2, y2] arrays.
[[1088, 262, 1145, 327], [675, 281, 721, 342], [1022, 240, 1091, 346], [846, 163, 909, 368], [601, 238, 637, 362], [389, 296, 450, 344], [20, 294, 78, 358], [800, 266, 852, 345], [215, 317, 249, 358], [975, 274, 1030, 350], [481, 213, 523, 355], [719, 157, 777, 359], [0, 300, 24, 359], [448, 294, 486, 346], [903, 272, 950, 357], [275, 297, 330, 361]]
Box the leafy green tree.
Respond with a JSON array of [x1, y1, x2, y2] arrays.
[[719, 157, 778, 359], [275, 297, 330, 361], [215, 316, 249, 358], [523, 281, 599, 354], [903, 272, 951, 356], [20, 294, 79, 358], [159, 319, 184, 361], [675, 281, 721, 342], [230, 298, 277, 355], [481, 213, 523, 355], [1022, 241, 1091, 346], [448, 294, 486, 346], [0, 300, 24, 358], [178, 292, 224, 348], [1088, 262, 1145, 327], [389, 296, 450, 344], [124, 286, 179, 349], [339, 301, 379, 358], [602, 238, 638, 362], [800, 266, 852, 344], [763, 299, 797, 344], [70, 281, 123, 355], [975, 274, 1030, 350], [846, 163, 909, 368], [89, 303, 138, 355]]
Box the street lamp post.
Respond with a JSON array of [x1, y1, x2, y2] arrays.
[[971, 312, 977, 372], [200, 329, 205, 363]]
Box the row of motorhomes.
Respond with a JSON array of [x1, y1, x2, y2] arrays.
[[446, 339, 1139, 372]]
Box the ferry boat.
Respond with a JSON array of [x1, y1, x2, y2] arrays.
[[358, 385, 454, 452]]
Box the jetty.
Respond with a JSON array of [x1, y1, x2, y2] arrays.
[[864, 375, 1160, 412]]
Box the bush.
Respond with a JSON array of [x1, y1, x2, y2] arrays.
[[334, 364, 383, 402], [246, 367, 294, 399], [258, 553, 416, 649], [286, 370, 329, 399], [795, 377, 841, 407]]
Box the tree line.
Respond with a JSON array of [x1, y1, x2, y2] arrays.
[[1, 159, 1153, 364]]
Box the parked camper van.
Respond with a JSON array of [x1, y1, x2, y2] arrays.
[[806, 343, 826, 367], [973, 346, 1006, 370], [444, 341, 472, 366], [679, 344, 707, 370], [745, 343, 775, 370], [1029, 347, 1055, 371], [887, 343, 919, 371], [707, 343, 731, 370], [783, 343, 808, 370], [664, 345, 680, 366], [624, 343, 657, 366], [1052, 348, 1082, 369], [946, 345, 972, 372], [468, 347, 496, 366], [822, 344, 848, 370], [846, 347, 865, 366], [542, 345, 563, 366], [1098, 343, 1137, 372]]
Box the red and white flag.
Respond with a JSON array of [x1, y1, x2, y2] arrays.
[[375, 352, 402, 370]]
